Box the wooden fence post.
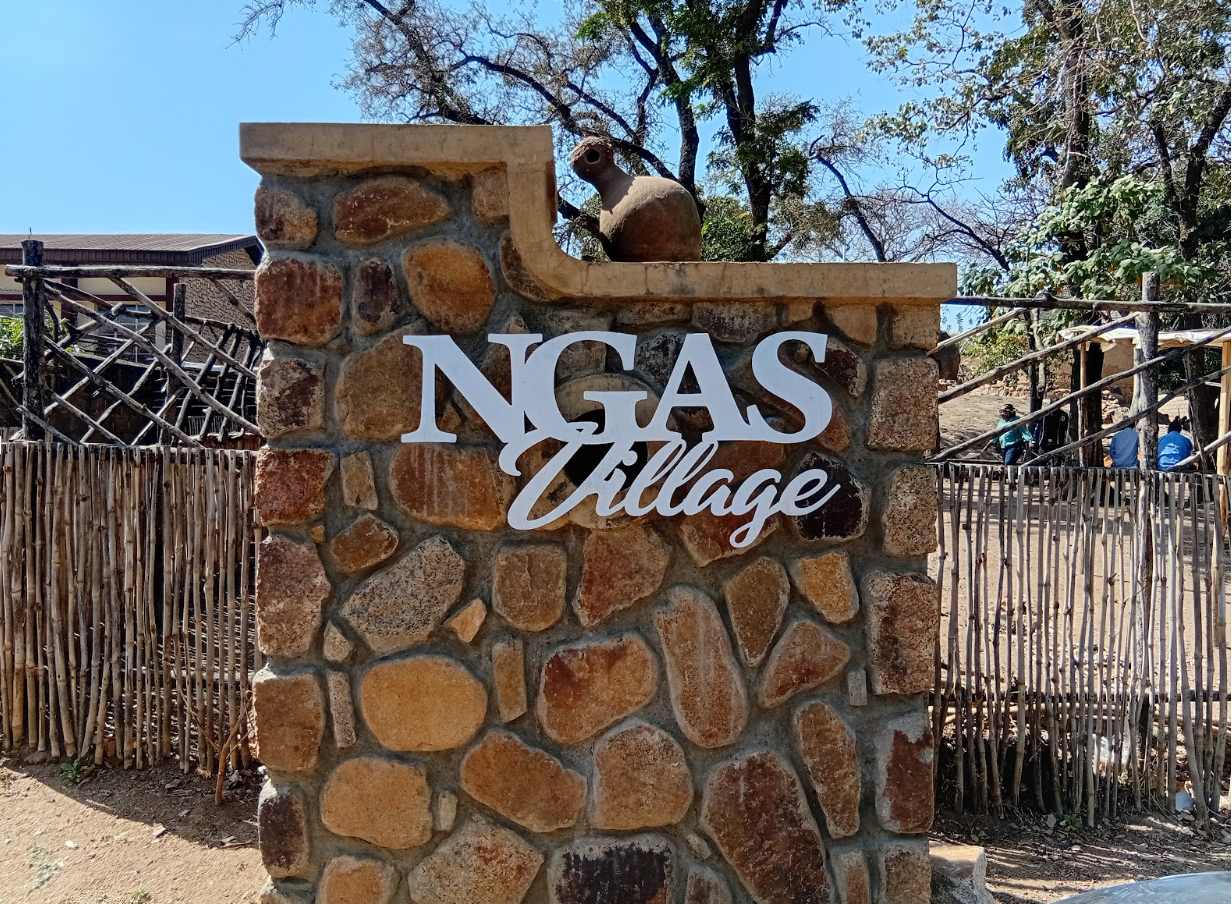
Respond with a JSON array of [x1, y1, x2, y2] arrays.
[[20, 239, 46, 440], [1135, 272, 1160, 469]]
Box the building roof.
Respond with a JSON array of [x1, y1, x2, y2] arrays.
[[0, 234, 262, 267]]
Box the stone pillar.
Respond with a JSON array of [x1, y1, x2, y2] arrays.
[[242, 123, 955, 904]]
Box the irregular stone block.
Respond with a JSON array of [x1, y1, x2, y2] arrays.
[[591, 720, 693, 830], [404, 242, 495, 334], [537, 634, 658, 745], [255, 535, 329, 659], [653, 587, 748, 749], [547, 310, 613, 379], [693, 301, 777, 343], [817, 408, 853, 453], [632, 329, 687, 390], [867, 358, 938, 452], [831, 849, 870, 904], [813, 336, 867, 397], [330, 513, 399, 575], [460, 729, 586, 833], [500, 230, 553, 303], [848, 668, 868, 707], [327, 670, 356, 748], [447, 598, 486, 642], [787, 453, 868, 543], [257, 357, 324, 439], [390, 443, 514, 531], [258, 783, 310, 879], [252, 669, 323, 774], [679, 510, 778, 567], [759, 618, 851, 709], [255, 185, 318, 250], [794, 701, 860, 838], [352, 257, 401, 336], [319, 855, 398, 904], [685, 866, 732, 904], [361, 654, 487, 751], [882, 466, 938, 556], [493, 544, 567, 632], [875, 710, 935, 834], [891, 306, 940, 350], [254, 448, 333, 527], [472, 167, 510, 224], [723, 556, 789, 668], [492, 637, 528, 723], [574, 525, 670, 627], [549, 835, 675, 904], [337, 329, 425, 441], [407, 817, 543, 904], [863, 570, 939, 695], [255, 257, 343, 347], [615, 302, 691, 327], [340, 451, 378, 511], [258, 880, 310, 904], [708, 439, 787, 480], [323, 622, 353, 665], [434, 790, 458, 833], [826, 304, 878, 346], [699, 750, 830, 904], [929, 843, 995, 904], [334, 175, 449, 245], [880, 841, 931, 904], [339, 535, 465, 655], [320, 756, 432, 849], [789, 551, 858, 624]]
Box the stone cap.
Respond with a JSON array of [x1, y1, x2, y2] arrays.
[[240, 123, 956, 306]]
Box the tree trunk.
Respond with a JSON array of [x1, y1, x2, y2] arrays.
[[1080, 342, 1105, 467]]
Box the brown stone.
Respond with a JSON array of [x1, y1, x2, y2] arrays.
[[787, 453, 869, 543], [334, 176, 449, 246], [815, 337, 867, 398], [331, 514, 399, 575], [404, 242, 495, 334], [759, 618, 851, 708], [339, 535, 465, 655], [258, 783, 310, 879], [252, 669, 323, 774], [340, 451, 378, 511], [929, 843, 996, 904], [328, 671, 356, 748], [255, 257, 343, 347], [653, 587, 748, 749], [536, 634, 659, 745], [549, 836, 676, 904], [817, 408, 853, 453], [789, 551, 858, 624], [679, 509, 778, 567], [257, 357, 324, 439], [832, 849, 870, 904], [255, 185, 318, 250], [460, 730, 586, 833], [320, 758, 432, 850], [875, 710, 935, 834], [352, 257, 402, 336], [500, 231, 553, 303], [472, 167, 510, 224], [826, 304, 879, 346], [794, 701, 860, 838], [891, 306, 940, 350], [407, 817, 543, 904], [707, 439, 787, 479], [492, 637, 528, 723], [699, 751, 830, 904], [863, 571, 939, 694], [883, 466, 938, 556], [390, 443, 515, 531], [361, 654, 487, 751], [591, 720, 693, 830], [723, 557, 789, 668], [881, 841, 931, 904], [615, 302, 691, 327], [493, 544, 567, 632], [256, 535, 329, 659], [447, 598, 487, 642], [319, 855, 398, 904], [546, 310, 613, 379], [867, 358, 938, 452], [573, 524, 670, 627], [692, 302, 776, 343], [685, 867, 733, 904], [323, 622, 353, 664], [254, 448, 333, 527], [337, 328, 425, 441]]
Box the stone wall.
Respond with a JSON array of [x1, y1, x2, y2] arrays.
[[242, 123, 955, 904]]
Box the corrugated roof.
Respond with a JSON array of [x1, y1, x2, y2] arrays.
[[0, 233, 262, 266]]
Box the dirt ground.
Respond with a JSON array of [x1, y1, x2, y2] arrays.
[[0, 759, 1226, 904]]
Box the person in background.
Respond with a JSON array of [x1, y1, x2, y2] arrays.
[[1157, 418, 1194, 472], [1032, 401, 1070, 453], [991, 403, 1034, 465], [1108, 424, 1140, 468]]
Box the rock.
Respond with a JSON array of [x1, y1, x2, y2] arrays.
[[536, 634, 659, 745], [323, 622, 353, 665], [679, 510, 778, 567], [685, 867, 732, 904], [591, 720, 693, 830], [327, 671, 356, 748], [880, 841, 931, 904], [258, 880, 310, 904], [254, 448, 333, 527], [848, 668, 868, 707], [890, 307, 940, 351], [339, 536, 465, 655], [500, 231, 553, 303], [759, 618, 851, 708], [693, 303, 777, 344], [615, 302, 691, 327], [340, 451, 378, 510], [687, 833, 711, 860], [817, 408, 853, 453], [882, 466, 938, 556], [794, 701, 860, 838], [815, 337, 867, 398], [320, 756, 433, 849], [252, 669, 323, 774], [334, 175, 449, 245], [434, 791, 458, 833], [403, 242, 495, 334], [255, 535, 329, 659], [549, 835, 676, 904], [723, 556, 790, 668], [493, 544, 567, 632], [472, 168, 510, 224], [318, 855, 398, 904], [863, 571, 938, 695], [786, 453, 868, 544], [570, 136, 701, 262], [352, 257, 402, 336], [337, 329, 425, 441], [930, 844, 995, 904], [330, 514, 399, 575], [361, 654, 487, 751], [447, 598, 487, 643], [255, 257, 343, 347], [257, 357, 324, 439], [255, 186, 318, 250], [407, 817, 543, 904], [875, 710, 934, 834], [460, 730, 586, 833], [574, 525, 671, 627], [390, 443, 515, 532], [831, 849, 870, 904], [258, 783, 310, 879], [699, 750, 830, 904], [653, 587, 748, 749], [707, 439, 787, 480], [867, 358, 938, 452], [492, 636, 528, 723], [826, 304, 879, 346], [788, 551, 858, 624], [546, 310, 613, 379]]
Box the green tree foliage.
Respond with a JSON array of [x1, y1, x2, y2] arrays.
[[0, 318, 22, 360]]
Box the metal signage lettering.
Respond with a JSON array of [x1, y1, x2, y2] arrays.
[[401, 331, 840, 547]]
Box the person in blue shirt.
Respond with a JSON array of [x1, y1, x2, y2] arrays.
[[990, 403, 1033, 465], [1157, 418, 1194, 472], [1108, 425, 1139, 468]]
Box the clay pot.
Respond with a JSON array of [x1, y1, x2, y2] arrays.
[[570, 137, 702, 262]]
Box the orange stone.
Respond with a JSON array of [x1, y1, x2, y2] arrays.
[[789, 551, 858, 624], [337, 328, 427, 441], [318, 855, 398, 904], [320, 756, 432, 849], [257, 357, 324, 439], [880, 841, 931, 904], [407, 817, 543, 904], [253, 447, 333, 527], [867, 358, 938, 452], [492, 637, 528, 723], [794, 701, 861, 838], [255, 186, 318, 250], [832, 849, 870, 904], [471, 168, 510, 224], [339, 450, 378, 511], [330, 514, 399, 575], [759, 618, 851, 708], [361, 654, 487, 751], [390, 443, 514, 531], [403, 242, 495, 334], [255, 257, 342, 347], [882, 466, 938, 556], [492, 544, 567, 632], [334, 175, 449, 245], [573, 524, 671, 627], [460, 730, 585, 833], [678, 509, 778, 567], [723, 556, 790, 667], [536, 634, 659, 745], [447, 598, 487, 643], [591, 720, 693, 830], [875, 710, 935, 834], [252, 669, 323, 774], [255, 535, 329, 659], [863, 571, 939, 695]]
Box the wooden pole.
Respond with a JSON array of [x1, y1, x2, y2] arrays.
[[20, 240, 46, 440], [1134, 273, 1160, 469]]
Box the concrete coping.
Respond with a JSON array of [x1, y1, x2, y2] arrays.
[[240, 122, 956, 306]]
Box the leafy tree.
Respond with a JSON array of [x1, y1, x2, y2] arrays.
[[0, 318, 23, 360]]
